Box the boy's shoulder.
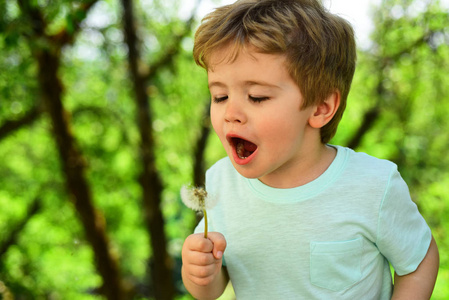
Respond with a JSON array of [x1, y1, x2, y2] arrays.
[[337, 145, 399, 182], [341, 146, 396, 169]]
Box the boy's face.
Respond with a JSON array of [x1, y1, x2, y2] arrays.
[[208, 45, 319, 188]]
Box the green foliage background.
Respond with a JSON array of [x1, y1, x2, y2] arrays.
[[0, 0, 448, 299]]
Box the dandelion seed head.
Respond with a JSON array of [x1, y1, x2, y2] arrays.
[[181, 185, 206, 212], [181, 185, 217, 211]]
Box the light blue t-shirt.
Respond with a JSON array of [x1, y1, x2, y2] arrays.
[[196, 146, 431, 299]]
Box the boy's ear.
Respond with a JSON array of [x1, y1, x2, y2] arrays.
[[308, 91, 340, 129]]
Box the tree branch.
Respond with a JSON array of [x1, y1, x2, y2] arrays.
[[17, 0, 47, 36], [0, 105, 42, 141], [51, 0, 99, 45], [395, 33, 432, 60], [346, 106, 380, 150], [0, 198, 41, 260], [346, 31, 434, 149], [18, 0, 99, 45], [145, 0, 203, 81]]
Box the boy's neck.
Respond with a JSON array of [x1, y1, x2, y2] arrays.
[[258, 144, 337, 189]]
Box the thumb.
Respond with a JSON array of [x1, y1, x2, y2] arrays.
[[207, 232, 227, 260]]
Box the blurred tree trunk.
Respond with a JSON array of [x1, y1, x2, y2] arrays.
[[193, 102, 211, 188], [0, 281, 14, 300], [121, 0, 174, 298], [36, 50, 125, 299], [121, 0, 201, 297], [18, 1, 126, 298]]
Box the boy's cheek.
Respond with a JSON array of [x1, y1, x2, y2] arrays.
[[210, 113, 222, 134]]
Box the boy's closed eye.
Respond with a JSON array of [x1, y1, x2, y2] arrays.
[[213, 95, 228, 103], [212, 95, 270, 103], [249, 95, 269, 102]]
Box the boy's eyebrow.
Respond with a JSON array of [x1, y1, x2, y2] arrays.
[[245, 81, 281, 89], [208, 81, 227, 89], [208, 80, 281, 89]]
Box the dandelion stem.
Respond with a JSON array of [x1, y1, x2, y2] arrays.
[[203, 208, 208, 239]]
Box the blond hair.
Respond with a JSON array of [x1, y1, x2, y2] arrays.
[[193, 0, 356, 143]]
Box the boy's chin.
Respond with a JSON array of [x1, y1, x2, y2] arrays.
[[228, 157, 261, 179]]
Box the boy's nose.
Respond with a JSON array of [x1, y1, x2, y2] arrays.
[[224, 99, 247, 124]]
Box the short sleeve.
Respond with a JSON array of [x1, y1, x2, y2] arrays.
[[376, 167, 431, 276]]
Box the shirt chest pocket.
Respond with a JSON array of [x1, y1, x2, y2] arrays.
[[310, 237, 363, 292]]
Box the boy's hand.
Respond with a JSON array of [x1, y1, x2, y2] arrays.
[[182, 232, 227, 287]]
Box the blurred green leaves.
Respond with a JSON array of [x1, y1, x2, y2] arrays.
[[1, 0, 449, 299]]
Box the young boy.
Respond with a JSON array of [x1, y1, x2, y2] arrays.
[[182, 0, 439, 299]]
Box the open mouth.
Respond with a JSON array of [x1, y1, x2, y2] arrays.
[[231, 137, 258, 160]]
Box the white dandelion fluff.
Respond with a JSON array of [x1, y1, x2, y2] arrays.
[[181, 185, 216, 238], [181, 185, 217, 210], [181, 185, 205, 211]]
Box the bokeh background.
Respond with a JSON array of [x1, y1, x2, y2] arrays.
[[0, 0, 448, 299]]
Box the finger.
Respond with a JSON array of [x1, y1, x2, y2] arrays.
[[185, 250, 215, 266], [207, 232, 227, 259], [186, 263, 217, 279], [184, 233, 214, 253]]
